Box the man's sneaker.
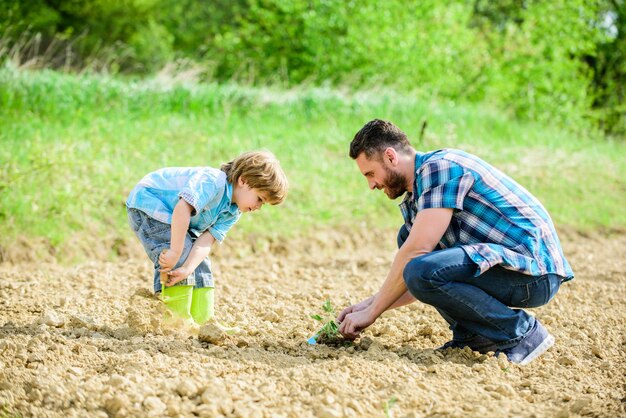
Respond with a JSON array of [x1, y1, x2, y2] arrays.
[[497, 319, 555, 366], [437, 334, 498, 354]]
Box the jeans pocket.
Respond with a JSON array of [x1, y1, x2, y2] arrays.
[[127, 208, 144, 232], [509, 283, 532, 308], [509, 275, 559, 308], [145, 216, 171, 234], [137, 218, 171, 261]]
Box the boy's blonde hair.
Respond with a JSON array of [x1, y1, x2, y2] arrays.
[[221, 151, 288, 205]]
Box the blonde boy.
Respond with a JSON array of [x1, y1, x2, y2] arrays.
[[126, 151, 288, 324]]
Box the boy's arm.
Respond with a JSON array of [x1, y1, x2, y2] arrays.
[[164, 231, 215, 286], [159, 199, 193, 272], [182, 231, 215, 272], [170, 199, 194, 254], [339, 208, 453, 339]]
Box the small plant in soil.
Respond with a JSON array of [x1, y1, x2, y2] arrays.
[[310, 299, 351, 346], [383, 395, 398, 418]]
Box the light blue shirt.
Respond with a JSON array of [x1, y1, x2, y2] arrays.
[[126, 167, 241, 243]]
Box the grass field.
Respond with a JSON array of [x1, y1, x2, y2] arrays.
[[1, 65, 625, 261]]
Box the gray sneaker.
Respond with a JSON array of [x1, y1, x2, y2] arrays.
[[437, 334, 498, 354], [497, 319, 555, 365]]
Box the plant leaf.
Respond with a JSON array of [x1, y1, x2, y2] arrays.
[[322, 299, 333, 313]]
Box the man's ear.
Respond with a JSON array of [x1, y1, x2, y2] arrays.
[[384, 147, 399, 166]]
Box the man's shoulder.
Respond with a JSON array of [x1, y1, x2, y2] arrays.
[[421, 148, 475, 162], [417, 149, 473, 170], [419, 149, 490, 172]]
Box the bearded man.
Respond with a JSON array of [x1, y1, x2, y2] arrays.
[[338, 119, 573, 365]]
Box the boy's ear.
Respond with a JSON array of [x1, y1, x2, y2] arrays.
[[237, 176, 245, 186]]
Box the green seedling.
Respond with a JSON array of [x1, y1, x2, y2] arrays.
[[383, 395, 398, 418], [309, 299, 350, 346]]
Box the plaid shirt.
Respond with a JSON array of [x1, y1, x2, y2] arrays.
[[399, 149, 574, 280], [126, 167, 240, 243]]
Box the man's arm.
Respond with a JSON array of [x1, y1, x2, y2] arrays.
[[339, 208, 454, 338], [387, 290, 416, 310], [338, 288, 416, 322]]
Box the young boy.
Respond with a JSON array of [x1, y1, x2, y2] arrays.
[[126, 150, 288, 325]]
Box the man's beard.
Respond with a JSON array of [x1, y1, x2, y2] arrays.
[[382, 166, 408, 199]]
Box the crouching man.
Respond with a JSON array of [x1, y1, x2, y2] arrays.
[[338, 119, 573, 365]]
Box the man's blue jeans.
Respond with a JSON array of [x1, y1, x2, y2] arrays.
[[397, 225, 562, 347]]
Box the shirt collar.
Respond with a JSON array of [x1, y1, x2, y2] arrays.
[[398, 152, 425, 206], [397, 152, 424, 226], [413, 151, 426, 191], [224, 180, 241, 216]]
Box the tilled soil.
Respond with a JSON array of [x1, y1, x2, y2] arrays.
[[0, 229, 624, 417]]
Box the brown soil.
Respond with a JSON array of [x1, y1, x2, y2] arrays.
[[0, 229, 624, 417]]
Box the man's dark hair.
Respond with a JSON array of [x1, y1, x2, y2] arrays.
[[349, 119, 412, 160]]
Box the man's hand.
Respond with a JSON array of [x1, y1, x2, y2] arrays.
[[339, 308, 376, 340], [163, 265, 192, 287], [337, 296, 374, 323], [158, 248, 181, 272]]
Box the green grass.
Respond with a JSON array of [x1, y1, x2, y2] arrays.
[[1, 65, 624, 261]]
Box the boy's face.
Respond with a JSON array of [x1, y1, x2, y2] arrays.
[[233, 178, 268, 212]]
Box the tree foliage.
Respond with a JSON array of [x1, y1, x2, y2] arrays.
[[1, 0, 623, 136]]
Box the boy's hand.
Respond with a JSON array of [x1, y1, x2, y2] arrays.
[[158, 248, 181, 272], [163, 266, 192, 287]]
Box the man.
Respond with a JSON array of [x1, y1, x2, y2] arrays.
[[338, 119, 573, 365]]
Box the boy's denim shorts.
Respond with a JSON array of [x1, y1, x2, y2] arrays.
[[127, 207, 214, 293]]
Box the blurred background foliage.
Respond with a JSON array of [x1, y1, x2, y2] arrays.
[[0, 0, 624, 138], [1, 1, 625, 262]]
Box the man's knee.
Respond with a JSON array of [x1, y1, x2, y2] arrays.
[[403, 258, 443, 300]]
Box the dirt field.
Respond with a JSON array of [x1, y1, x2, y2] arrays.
[[0, 229, 624, 417]]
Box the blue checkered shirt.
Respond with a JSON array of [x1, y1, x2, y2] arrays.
[[399, 150, 574, 280], [126, 167, 240, 243]]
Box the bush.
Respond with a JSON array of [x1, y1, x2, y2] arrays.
[[0, 0, 624, 136]]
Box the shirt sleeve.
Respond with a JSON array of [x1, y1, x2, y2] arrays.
[[178, 171, 220, 216], [416, 159, 475, 211], [208, 212, 241, 243]]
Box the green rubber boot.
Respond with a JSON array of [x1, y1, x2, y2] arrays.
[[190, 287, 215, 325], [162, 285, 194, 322]]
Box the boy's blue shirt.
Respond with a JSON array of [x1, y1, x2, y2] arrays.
[[126, 167, 241, 243]]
